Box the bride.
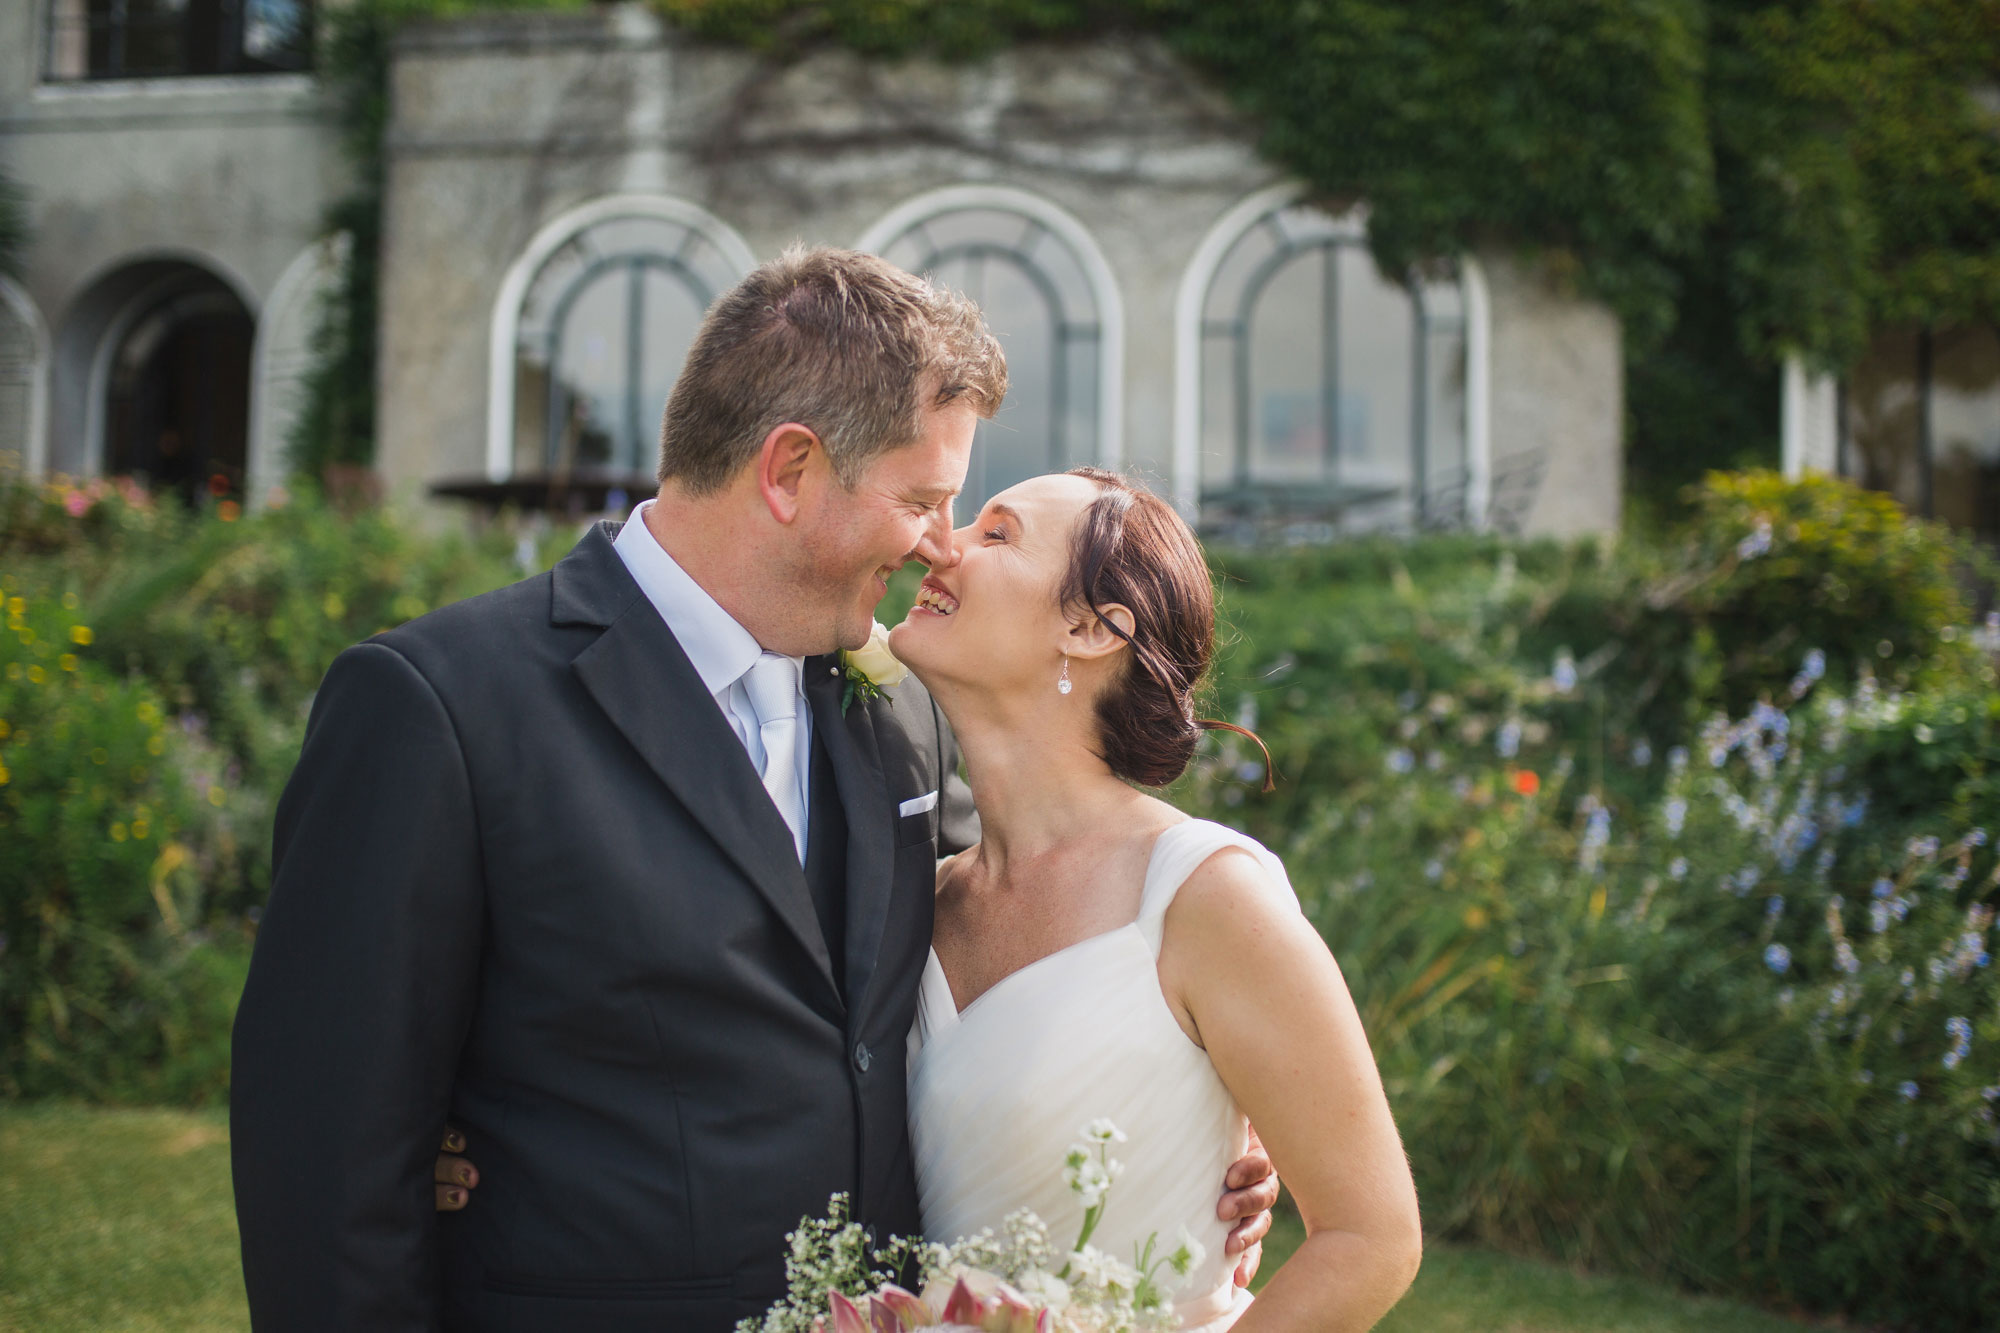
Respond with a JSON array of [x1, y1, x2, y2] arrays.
[[889, 467, 1420, 1331]]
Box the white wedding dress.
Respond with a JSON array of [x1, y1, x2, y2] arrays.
[[908, 819, 1301, 1332]]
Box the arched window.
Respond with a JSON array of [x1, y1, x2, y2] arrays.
[[509, 209, 750, 482], [858, 187, 1121, 516], [1180, 191, 1475, 534]]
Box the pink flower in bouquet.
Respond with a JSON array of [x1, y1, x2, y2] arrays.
[[823, 1274, 1051, 1333]]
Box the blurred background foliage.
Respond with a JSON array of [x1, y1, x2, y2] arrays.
[[4, 458, 1996, 1327], [0, 461, 571, 1103]]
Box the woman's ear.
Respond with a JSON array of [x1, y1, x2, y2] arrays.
[[1066, 603, 1135, 662]]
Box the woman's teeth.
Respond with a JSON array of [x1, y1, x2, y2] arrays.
[[916, 586, 959, 615]]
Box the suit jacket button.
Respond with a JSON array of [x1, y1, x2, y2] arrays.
[[853, 1041, 873, 1073]]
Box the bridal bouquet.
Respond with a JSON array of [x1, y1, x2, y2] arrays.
[[738, 1121, 1202, 1333]]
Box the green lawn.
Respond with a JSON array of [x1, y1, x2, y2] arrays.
[[0, 1104, 1823, 1333]]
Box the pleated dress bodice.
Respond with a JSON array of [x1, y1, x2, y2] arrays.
[[907, 820, 1301, 1332]]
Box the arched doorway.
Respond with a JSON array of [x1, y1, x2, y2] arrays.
[[50, 257, 256, 504], [104, 273, 252, 502]]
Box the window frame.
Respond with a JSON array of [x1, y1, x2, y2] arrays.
[[1174, 184, 1492, 529], [486, 196, 757, 484], [855, 184, 1125, 504], [42, 0, 315, 83]]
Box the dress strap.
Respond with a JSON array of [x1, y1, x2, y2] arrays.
[[1135, 819, 1299, 956]]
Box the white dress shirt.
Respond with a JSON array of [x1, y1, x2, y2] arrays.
[[613, 500, 812, 858]]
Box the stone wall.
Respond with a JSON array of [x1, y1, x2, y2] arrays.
[[381, 4, 1626, 535]]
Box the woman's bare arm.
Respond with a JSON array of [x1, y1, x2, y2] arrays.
[[1159, 850, 1422, 1332]]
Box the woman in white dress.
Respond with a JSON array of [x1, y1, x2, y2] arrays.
[[890, 467, 1422, 1332]]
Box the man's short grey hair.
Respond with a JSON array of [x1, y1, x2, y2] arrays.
[[657, 245, 1008, 493]]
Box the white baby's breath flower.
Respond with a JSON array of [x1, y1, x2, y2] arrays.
[[1166, 1226, 1207, 1282], [1067, 1245, 1139, 1293], [1011, 1267, 1073, 1312], [1082, 1118, 1128, 1145], [844, 619, 908, 688], [1067, 1157, 1115, 1208]]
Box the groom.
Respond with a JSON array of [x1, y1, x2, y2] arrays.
[[230, 246, 1272, 1332]]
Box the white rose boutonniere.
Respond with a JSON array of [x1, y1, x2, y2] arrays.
[[840, 620, 908, 714]]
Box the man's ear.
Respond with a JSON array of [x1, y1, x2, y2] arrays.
[[755, 423, 822, 524], [1066, 603, 1136, 662]]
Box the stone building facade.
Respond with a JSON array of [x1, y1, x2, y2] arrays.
[[2, 1, 1631, 538]]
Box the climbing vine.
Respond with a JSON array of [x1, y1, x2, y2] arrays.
[[295, 0, 2000, 488]]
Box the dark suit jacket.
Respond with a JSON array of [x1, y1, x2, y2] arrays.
[[230, 522, 977, 1332]]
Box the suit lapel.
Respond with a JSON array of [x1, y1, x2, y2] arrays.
[[560, 528, 842, 1013], [804, 656, 896, 1017]]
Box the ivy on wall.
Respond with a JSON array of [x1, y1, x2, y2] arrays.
[[288, 0, 587, 481], [294, 0, 2000, 486]]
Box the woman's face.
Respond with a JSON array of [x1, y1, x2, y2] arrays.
[[888, 472, 1102, 696]]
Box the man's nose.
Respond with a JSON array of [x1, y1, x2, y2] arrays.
[[913, 508, 959, 570]]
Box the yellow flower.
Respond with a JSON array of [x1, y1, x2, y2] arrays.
[[208, 786, 227, 807], [131, 820, 149, 840], [0, 718, 9, 738], [0, 764, 9, 785], [61, 592, 79, 610], [146, 734, 165, 756], [70, 625, 93, 646], [26, 666, 45, 684], [110, 822, 128, 842], [5, 597, 22, 618], [90, 748, 108, 765], [58, 654, 77, 672], [323, 592, 346, 620]]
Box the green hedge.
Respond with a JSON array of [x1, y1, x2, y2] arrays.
[[4, 464, 1996, 1328], [1181, 472, 1999, 1329], [0, 465, 567, 1099]]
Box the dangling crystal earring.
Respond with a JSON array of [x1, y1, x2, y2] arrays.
[[1057, 655, 1073, 695]]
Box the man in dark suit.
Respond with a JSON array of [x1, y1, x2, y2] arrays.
[[230, 247, 1271, 1332]]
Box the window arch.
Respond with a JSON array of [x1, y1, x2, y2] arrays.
[[487, 196, 756, 483], [856, 186, 1122, 516], [1174, 186, 1488, 533]]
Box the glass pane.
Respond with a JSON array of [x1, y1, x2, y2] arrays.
[[928, 250, 1056, 513], [550, 267, 629, 472], [1847, 327, 1925, 513], [243, 0, 310, 67], [634, 264, 708, 471], [1423, 327, 1469, 520], [513, 215, 750, 478], [1931, 323, 2000, 540], [1336, 244, 1414, 496], [876, 204, 1103, 513], [1199, 330, 1236, 489], [1244, 246, 1328, 486]]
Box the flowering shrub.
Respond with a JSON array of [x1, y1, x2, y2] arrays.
[[1184, 474, 2000, 1329], [0, 462, 569, 1097], [0, 583, 243, 1101]]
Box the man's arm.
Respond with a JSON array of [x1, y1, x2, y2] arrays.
[[231, 641, 485, 1331]]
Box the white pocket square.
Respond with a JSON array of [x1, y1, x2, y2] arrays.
[[898, 790, 939, 817]]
